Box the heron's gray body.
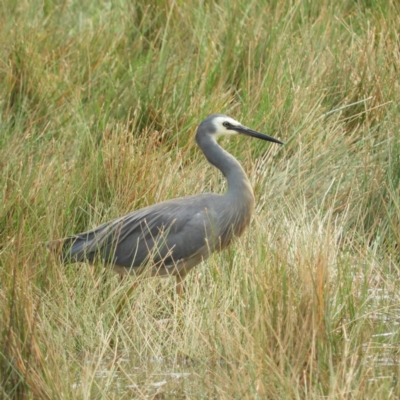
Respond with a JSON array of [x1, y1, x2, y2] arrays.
[[61, 191, 252, 278], [49, 114, 282, 291]]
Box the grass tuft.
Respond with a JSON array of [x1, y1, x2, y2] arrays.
[[1, 0, 400, 398]]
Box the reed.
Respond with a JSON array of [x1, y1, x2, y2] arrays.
[[1, 0, 399, 398]]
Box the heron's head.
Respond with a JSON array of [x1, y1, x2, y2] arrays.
[[197, 114, 284, 145]]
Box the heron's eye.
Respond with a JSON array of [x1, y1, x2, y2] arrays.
[[222, 122, 231, 128]]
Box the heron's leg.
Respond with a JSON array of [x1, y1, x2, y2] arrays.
[[116, 275, 140, 315], [175, 274, 186, 297]]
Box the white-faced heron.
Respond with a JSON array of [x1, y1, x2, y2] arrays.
[[48, 115, 283, 296]]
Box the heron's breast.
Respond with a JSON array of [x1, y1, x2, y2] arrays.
[[217, 190, 255, 249]]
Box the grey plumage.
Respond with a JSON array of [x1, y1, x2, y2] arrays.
[[48, 114, 283, 294]]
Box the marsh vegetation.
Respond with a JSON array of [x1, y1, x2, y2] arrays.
[[1, 0, 400, 398]]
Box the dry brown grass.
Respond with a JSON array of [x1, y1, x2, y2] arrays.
[[1, 0, 400, 398]]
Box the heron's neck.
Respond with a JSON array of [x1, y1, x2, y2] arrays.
[[196, 135, 255, 201]]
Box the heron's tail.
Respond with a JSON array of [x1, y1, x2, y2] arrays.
[[47, 234, 96, 263], [47, 219, 124, 264]]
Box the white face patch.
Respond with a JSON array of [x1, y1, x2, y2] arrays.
[[212, 116, 242, 138]]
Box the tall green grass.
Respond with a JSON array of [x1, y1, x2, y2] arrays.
[[1, 0, 400, 398]]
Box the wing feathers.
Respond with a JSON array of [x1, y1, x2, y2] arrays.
[[49, 194, 221, 269]]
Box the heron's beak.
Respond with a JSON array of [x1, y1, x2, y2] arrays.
[[233, 125, 284, 145]]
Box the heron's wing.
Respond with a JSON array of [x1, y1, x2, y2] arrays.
[[113, 197, 222, 268], [51, 194, 221, 268]]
